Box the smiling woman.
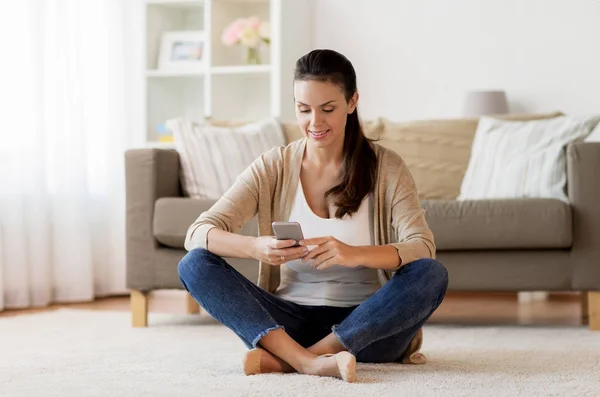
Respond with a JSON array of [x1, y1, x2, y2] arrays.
[[179, 48, 446, 382], [293, 51, 377, 219]]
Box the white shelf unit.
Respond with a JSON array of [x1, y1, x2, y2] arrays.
[[146, 0, 205, 6], [140, 0, 314, 147], [211, 64, 272, 74], [146, 70, 206, 77]]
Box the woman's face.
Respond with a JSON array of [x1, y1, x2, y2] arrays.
[[293, 80, 358, 150]]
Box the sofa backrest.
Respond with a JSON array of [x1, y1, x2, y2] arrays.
[[211, 112, 562, 200], [373, 112, 563, 200]]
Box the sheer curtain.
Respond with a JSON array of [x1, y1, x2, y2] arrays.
[[0, 0, 135, 310]]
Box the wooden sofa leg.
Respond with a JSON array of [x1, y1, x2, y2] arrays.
[[581, 292, 589, 325], [589, 292, 600, 331], [131, 290, 149, 327], [186, 292, 200, 314]]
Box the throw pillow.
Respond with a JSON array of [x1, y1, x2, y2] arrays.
[[167, 117, 286, 199], [208, 118, 303, 145], [585, 121, 600, 142], [457, 115, 600, 202]]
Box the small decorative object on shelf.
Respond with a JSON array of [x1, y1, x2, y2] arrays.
[[158, 31, 205, 71], [156, 123, 174, 143], [221, 16, 270, 65]]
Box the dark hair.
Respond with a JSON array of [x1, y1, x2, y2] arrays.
[[294, 49, 378, 218]]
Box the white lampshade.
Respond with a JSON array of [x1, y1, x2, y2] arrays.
[[463, 90, 509, 117]]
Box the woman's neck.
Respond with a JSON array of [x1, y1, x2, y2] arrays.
[[304, 139, 344, 170]]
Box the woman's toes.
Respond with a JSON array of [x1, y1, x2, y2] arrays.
[[334, 351, 357, 382], [306, 352, 356, 382]]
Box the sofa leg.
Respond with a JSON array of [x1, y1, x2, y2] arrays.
[[589, 292, 600, 331], [131, 290, 149, 327], [186, 292, 200, 314], [581, 292, 589, 325]]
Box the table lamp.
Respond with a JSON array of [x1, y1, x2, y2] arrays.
[[463, 90, 509, 117]]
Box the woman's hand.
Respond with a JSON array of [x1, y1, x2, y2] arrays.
[[300, 236, 361, 270], [250, 236, 308, 266]]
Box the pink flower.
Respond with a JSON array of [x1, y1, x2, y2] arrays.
[[246, 16, 261, 30], [221, 18, 245, 46], [221, 17, 269, 47]]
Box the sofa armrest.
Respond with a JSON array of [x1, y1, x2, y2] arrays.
[[125, 148, 182, 291], [567, 142, 600, 290]]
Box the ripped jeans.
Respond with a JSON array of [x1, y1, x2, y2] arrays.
[[178, 248, 448, 363]]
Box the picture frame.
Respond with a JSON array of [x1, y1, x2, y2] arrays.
[[158, 31, 206, 71]]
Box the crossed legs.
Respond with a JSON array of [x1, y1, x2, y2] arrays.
[[177, 249, 448, 380]]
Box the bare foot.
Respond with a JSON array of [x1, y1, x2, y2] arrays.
[[302, 352, 356, 382], [243, 348, 296, 375]]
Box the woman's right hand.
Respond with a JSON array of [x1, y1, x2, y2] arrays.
[[250, 236, 309, 265]]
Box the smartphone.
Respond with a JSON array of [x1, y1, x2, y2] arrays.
[[272, 221, 304, 247]]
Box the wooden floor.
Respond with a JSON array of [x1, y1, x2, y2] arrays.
[[0, 291, 584, 327]]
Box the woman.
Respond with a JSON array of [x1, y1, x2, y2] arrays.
[[178, 49, 448, 382]]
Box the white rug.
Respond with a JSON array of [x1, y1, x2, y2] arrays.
[[1, 309, 599, 397]]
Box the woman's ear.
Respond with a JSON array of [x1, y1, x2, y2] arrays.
[[348, 92, 359, 114]]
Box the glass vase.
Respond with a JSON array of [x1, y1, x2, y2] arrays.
[[246, 47, 261, 65]]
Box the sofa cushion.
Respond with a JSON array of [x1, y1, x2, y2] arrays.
[[153, 198, 258, 248], [375, 112, 563, 200], [422, 199, 572, 250]]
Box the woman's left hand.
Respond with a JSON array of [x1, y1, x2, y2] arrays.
[[300, 236, 361, 270]]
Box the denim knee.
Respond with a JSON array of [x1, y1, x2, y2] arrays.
[[398, 258, 449, 296], [416, 258, 449, 301], [420, 258, 448, 288], [177, 248, 214, 285]]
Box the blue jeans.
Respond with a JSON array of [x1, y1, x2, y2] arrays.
[[178, 248, 448, 363]]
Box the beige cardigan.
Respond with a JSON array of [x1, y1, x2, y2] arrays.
[[184, 138, 436, 293]]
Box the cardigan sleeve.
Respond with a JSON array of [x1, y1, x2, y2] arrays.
[[184, 155, 265, 251], [387, 155, 436, 268]]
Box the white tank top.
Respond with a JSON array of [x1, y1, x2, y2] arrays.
[[274, 180, 381, 307]]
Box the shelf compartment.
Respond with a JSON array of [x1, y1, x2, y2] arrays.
[[211, 0, 271, 67], [210, 73, 271, 120], [146, 2, 205, 70], [146, 77, 206, 142]]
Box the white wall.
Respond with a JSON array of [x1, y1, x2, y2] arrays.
[[313, 0, 600, 121]]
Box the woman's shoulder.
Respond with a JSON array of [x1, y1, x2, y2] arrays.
[[261, 138, 304, 161], [253, 138, 305, 171]]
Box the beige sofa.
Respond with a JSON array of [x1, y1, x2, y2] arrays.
[[125, 113, 600, 330]]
